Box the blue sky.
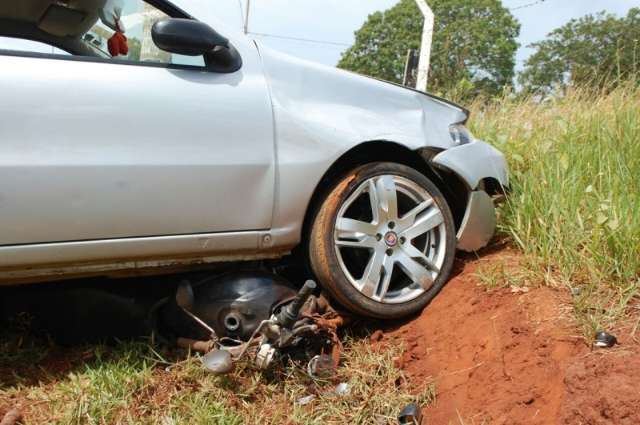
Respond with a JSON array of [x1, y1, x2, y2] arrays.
[[241, 0, 639, 71]]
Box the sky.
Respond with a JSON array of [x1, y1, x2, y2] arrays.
[[237, 0, 639, 71], [1, 0, 637, 74]]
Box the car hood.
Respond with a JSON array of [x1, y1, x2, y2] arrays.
[[255, 41, 468, 152]]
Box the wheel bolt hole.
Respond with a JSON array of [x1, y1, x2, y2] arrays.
[[400, 237, 406, 245], [376, 233, 383, 241], [388, 221, 396, 229], [386, 248, 394, 256]]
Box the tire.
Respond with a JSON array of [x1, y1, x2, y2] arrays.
[[309, 162, 456, 319]]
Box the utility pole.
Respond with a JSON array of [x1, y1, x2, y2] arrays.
[[402, 49, 417, 87], [414, 0, 434, 92], [243, 0, 251, 34]]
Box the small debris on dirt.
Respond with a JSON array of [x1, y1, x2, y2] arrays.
[[397, 403, 422, 425], [295, 395, 316, 406], [594, 331, 618, 348], [510, 285, 530, 294], [370, 329, 384, 343], [0, 408, 23, 425], [333, 382, 350, 397], [307, 354, 336, 378]]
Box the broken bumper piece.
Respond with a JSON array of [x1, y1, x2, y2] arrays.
[[428, 139, 509, 252]]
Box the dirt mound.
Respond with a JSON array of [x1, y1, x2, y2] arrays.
[[383, 249, 640, 424]]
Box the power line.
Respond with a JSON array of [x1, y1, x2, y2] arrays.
[[248, 32, 351, 48], [510, 0, 550, 11]]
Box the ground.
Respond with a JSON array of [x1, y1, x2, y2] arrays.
[[377, 248, 640, 424], [1, 247, 639, 424]]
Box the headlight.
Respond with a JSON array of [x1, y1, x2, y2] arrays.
[[449, 124, 474, 146]]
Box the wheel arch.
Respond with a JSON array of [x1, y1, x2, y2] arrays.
[[300, 141, 470, 250]]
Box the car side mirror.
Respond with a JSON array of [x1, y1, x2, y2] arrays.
[[152, 18, 229, 56]]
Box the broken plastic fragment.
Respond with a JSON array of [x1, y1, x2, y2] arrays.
[[594, 331, 617, 348], [398, 403, 422, 425], [296, 395, 316, 406]]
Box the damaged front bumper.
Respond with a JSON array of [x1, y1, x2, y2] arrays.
[[427, 140, 509, 252]]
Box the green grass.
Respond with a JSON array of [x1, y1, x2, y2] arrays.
[[470, 83, 640, 333], [0, 333, 435, 424]]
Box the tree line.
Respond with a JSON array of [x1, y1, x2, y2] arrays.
[[338, 0, 640, 99]]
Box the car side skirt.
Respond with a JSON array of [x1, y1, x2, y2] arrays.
[[0, 231, 286, 286]]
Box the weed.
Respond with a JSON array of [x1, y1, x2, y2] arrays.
[[471, 83, 640, 333]]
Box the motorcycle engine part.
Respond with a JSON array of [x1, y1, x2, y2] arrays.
[[202, 349, 235, 375], [175, 280, 217, 339], [175, 280, 195, 310], [275, 280, 317, 328], [256, 343, 276, 370], [307, 354, 336, 378], [160, 271, 298, 341]]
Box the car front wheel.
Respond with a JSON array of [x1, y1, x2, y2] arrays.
[[309, 162, 456, 319]]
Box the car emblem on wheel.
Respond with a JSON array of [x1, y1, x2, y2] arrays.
[[384, 231, 398, 247]]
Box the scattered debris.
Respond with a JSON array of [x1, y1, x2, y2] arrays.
[[296, 395, 317, 406], [398, 403, 422, 425], [570, 287, 582, 296], [202, 349, 234, 375], [333, 382, 350, 397], [307, 354, 336, 378], [0, 408, 23, 425], [510, 285, 530, 294], [594, 331, 618, 348]]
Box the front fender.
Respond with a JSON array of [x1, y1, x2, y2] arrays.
[[431, 140, 509, 190], [429, 140, 509, 252]]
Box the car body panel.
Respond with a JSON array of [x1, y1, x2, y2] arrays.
[[431, 140, 509, 190], [456, 190, 498, 252], [0, 34, 275, 246], [0, 0, 509, 284], [0, 230, 284, 284], [255, 44, 469, 247]]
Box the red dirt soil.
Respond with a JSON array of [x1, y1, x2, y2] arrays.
[[383, 249, 640, 425]]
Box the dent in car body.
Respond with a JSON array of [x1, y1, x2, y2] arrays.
[[431, 140, 509, 190], [255, 44, 471, 248]]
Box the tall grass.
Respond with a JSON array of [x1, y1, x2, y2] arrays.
[[469, 83, 640, 332]]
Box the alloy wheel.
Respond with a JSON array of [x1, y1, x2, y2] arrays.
[[333, 175, 447, 304]]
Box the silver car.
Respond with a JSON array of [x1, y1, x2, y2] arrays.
[[0, 0, 507, 319]]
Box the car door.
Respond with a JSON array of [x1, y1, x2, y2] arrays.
[[0, 0, 275, 246]]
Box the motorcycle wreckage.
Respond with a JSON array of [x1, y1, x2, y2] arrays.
[[158, 272, 347, 376]]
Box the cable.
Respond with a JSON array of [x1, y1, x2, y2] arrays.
[[248, 31, 351, 47], [237, 0, 244, 27], [510, 0, 550, 11]]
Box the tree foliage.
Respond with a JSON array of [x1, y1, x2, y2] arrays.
[[520, 8, 640, 94], [337, 0, 520, 97]]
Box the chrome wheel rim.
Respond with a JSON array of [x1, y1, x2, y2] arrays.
[[333, 175, 447, 304]]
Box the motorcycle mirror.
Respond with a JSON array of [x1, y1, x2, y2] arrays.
[[176, 280, 195, 311], [202, 349, 234, 375]]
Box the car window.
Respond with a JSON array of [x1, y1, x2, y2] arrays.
[[83, 0, 205, 67], [0, 0, 204, 68], [0, 37, 70, 56]]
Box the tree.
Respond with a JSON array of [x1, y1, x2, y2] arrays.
[[337, 0, 520, 98], [520, 8, 640, 94]]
